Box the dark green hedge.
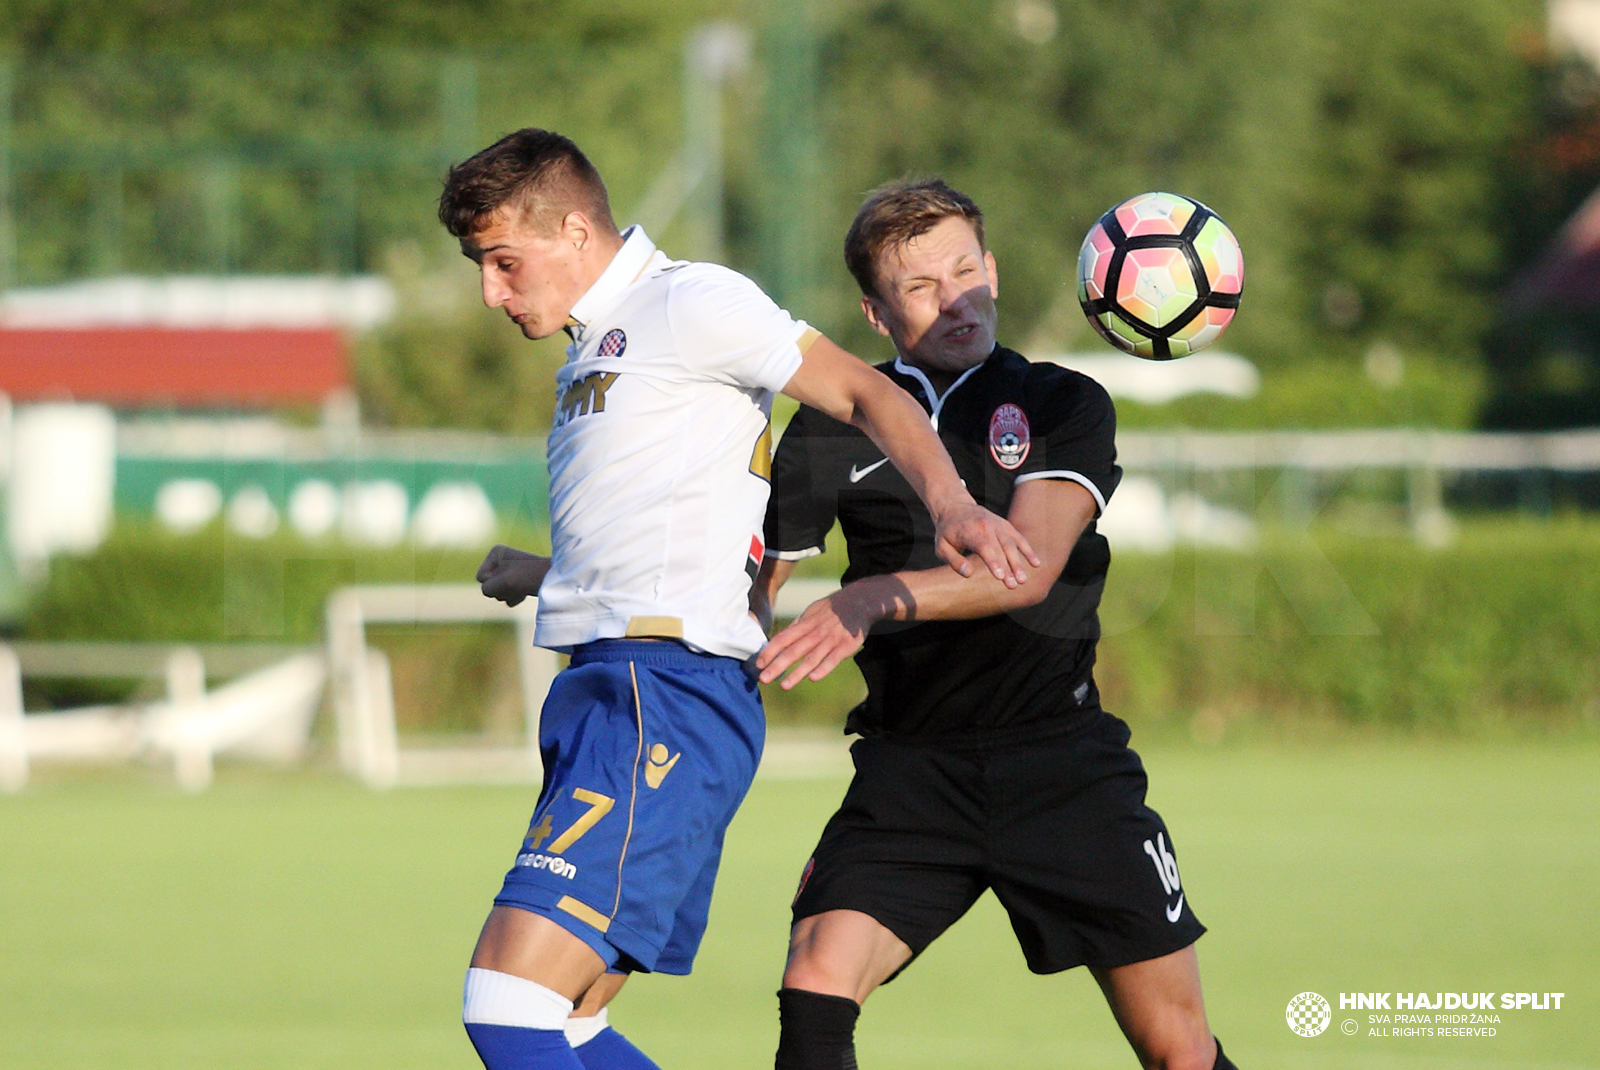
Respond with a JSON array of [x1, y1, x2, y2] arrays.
[[1096, 522, 1600, 731], [17, 520, 1600, 733], [21, 524, 491, 644]]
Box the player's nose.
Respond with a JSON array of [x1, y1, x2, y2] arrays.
[[480, 268, 506, 309]]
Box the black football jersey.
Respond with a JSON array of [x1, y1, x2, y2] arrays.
[[764, 345, 1122, 743]]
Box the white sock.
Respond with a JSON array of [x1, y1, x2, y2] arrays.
[[564, 1006, 611, 1047], [462, 967, 574, 1030]]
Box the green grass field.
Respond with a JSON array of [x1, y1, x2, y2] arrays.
[[2, 740, 1596, 1069]]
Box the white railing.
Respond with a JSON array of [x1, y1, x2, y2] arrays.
[[0, 642, 323, 793], [325, 579, 841, 789], [1116, 429, 1600, 472]]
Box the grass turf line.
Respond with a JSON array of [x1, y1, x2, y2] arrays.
[[0, 741, 1595, 1069]]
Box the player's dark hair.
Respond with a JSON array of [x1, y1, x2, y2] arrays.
[[844, 178, 986, 298], [438, 127, 617, 239]]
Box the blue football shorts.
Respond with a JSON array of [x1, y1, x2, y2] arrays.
[[493, 639, 765, 974]]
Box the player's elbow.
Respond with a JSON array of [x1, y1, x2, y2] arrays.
[[1008, 562, 1066, 609], [1013, 584, 1053, 610], [996, 579, 1050, 611]]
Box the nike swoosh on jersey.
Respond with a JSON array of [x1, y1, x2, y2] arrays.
[[1166, 894, 1185, 923], [848, 458, 890, 483]]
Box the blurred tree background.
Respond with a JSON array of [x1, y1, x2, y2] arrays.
[[3, 0, 1593, 430]]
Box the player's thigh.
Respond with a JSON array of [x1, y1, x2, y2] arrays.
[[985, 716, 1205, 974], [471, 904, 609, 1001], [790, 738, 988, 970]]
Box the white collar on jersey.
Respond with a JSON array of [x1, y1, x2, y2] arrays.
[[566, 224, 659, 341], [892, 355, 988, 432]]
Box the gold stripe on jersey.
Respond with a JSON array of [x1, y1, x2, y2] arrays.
[[749, 421, 773, 481], [797, 327, 822, 353]]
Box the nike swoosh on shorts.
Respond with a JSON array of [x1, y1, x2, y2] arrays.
[[1166, 894, 1184, 923], [848, 458, 890, 483]]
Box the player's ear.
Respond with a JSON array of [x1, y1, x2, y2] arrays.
[[560, 210, 592, 251], [861, 295, 893, 339], [984, 249, 999, 299]]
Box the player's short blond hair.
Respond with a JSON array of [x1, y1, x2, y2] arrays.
[[844, 178, 986, 298], [438, 128, 617, 239]]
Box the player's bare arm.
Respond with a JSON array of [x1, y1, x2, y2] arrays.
[[780, 336, 1040, 588], [476, 544, 551, 607], [748, 557, 797, 634], [757, 478, 1096, 688]]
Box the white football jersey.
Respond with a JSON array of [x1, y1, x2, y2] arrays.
[[534, 226, 815, 659]]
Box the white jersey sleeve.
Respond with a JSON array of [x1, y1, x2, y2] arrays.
[[666, 264, 810, 393]]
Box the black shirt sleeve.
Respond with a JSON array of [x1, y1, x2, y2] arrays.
[[764, 404, 840, 560], [1014, 368, 1121, 515]]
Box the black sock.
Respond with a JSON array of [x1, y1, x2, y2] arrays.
[[775, 988, 859, 1070], [1212, 1037, 1237, 1070]]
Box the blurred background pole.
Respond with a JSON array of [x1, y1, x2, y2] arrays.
[[0, 63, 17, 619], [320, 166, 357, 274], [433, 56, 479, 270], [437, 56, 478, 167], [0, 57, 14, 293], [90, 167, 123, 276], [760, 0, 820, 312], [683, 24, 749, 264], [201, 159, 240, 274]]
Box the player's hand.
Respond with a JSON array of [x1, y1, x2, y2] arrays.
[[930, 500, 1040, 588], [476, 544, 550, 607], [756, 578, 909, 689]]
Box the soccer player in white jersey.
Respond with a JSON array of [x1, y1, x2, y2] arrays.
[[438, 128, 1038, 1070]]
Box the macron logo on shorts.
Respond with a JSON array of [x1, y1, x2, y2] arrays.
[[645, 743, 680, 789], [516, 853, 578, 879]]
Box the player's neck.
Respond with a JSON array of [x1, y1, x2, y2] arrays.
[[575, 231, 629, 296]]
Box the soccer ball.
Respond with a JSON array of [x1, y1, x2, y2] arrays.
[[1077, 192, 1243, 360]]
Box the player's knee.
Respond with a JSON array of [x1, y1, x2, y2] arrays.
[[1142, 1033, 1224, 1070], [775, 988, 860, 1070], [781, 953, 857, 1002], [462, 967, 573, 1030]]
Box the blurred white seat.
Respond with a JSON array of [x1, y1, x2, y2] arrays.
[[0, 644, 325, 793], [145, 653, 326, 792]]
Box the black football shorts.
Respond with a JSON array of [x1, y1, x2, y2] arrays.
[[789, 712, 1206, 976]]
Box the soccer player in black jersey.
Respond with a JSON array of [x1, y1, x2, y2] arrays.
[[753, 180, 1239, 1070]]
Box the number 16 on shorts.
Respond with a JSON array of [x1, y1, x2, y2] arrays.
[[1143, 833, 1186, 923]]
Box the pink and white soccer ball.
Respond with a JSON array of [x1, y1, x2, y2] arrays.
[[1077, 192, 1243, 360]]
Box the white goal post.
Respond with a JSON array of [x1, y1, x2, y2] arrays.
[[325, 579, 839, 788]]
